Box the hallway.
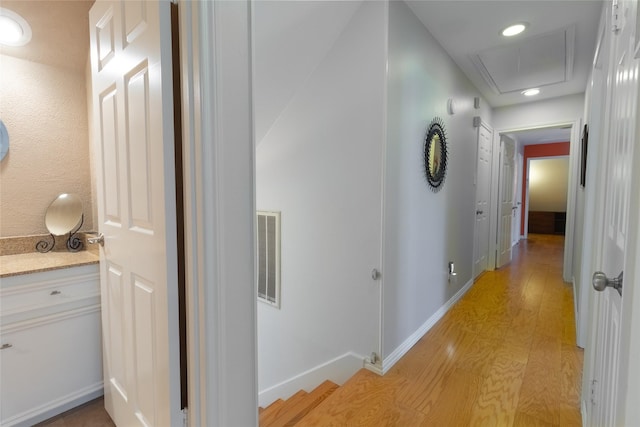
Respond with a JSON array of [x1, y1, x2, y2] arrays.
[[299, 234, 583, 426]]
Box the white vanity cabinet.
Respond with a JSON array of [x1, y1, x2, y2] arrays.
[[0, 264, 103, 427]]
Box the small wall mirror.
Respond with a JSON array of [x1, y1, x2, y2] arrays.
[[0, 119, 9, 162], [424, 117, 448, 191], [37, 193, 84, 252]]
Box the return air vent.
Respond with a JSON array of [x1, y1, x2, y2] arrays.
[[257, 211, 281, 308], [470, 26, 575, 94]]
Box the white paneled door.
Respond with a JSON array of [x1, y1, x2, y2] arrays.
[[473, 122, 492, 279], [590, 0, 639, 424], [497, 136, 515, 268], [89, 1, 181, 426]]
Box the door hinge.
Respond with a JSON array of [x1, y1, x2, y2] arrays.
[[612, 0, 621, 33], [181, 407, 188, 427], [590, 379, 598, 405]]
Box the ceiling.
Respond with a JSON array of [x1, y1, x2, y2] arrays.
[[0, 1, 93, 72], [3, 0, 601, 143], [406, 1, 603, 108]]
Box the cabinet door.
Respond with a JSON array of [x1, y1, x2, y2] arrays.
[[0, 309, 103, 426]]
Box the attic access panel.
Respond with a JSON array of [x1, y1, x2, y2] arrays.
[[471, 27, 575, 94]]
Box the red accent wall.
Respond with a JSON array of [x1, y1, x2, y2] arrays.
[[521, 142, 570, 235]]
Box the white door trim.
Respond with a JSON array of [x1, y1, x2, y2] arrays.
[[493, 121, 579, 281], [179, 1, 258, 426]]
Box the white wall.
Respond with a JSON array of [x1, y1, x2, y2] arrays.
[[529, 157, 570, 212], [382, 1, 492, 359], [253, 1, 362, 144], [576, 3, 609, 351], [255, 1, 387, 405], [493, 93, 585, 131], [0, 55, 93, 237]]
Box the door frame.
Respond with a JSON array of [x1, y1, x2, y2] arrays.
[[491, 121, 580, 282], [178, 1, 258, 426]]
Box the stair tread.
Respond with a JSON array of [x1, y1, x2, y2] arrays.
[[295, 369, 377, 426], [260, 391, 308, 426], [278, 380, 339, 427], [259, 399, 285, 426]]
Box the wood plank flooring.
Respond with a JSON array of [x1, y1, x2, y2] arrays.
[[299, 234, 583, 426], [40, 234, 582, 426]]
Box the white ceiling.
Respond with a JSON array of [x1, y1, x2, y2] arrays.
[[4, 0, 601, 147], [0, 1, 93, 72], [406, 0, 603, 108]]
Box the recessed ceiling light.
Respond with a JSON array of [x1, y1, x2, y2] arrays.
[[501, 23, 528, 37], [0, 8, 32, 47], [522, 88, 540, 97]]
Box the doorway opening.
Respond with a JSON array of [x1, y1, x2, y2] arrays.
[[497, 124, 576, 279], [527, 156, 570, 236]]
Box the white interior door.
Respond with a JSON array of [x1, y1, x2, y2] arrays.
[[511, 152, 522, 246], [590, 1, 639, 424], [473, 123, 492, 279], [497, 136, 515, 268], [89, 1, 181, 426]]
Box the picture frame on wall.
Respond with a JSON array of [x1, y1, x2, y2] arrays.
[[580, 124, 588, 187]]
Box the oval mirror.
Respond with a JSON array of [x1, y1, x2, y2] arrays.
[[45, 193, 83, 236], [424, 117, 448, 191], [0, 119, 9, 162]]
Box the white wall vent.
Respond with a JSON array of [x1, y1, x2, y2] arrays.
[[257, 211, 281, 308]]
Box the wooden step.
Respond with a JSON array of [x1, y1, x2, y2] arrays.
[[260, 391, 308, 426], [294, 370, 378, 426], [260, 380, 340, 427], [276, 380, 339, 427], [259, 399, 285, 426]]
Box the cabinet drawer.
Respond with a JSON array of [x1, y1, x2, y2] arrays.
[[0, 265, 100, 325]]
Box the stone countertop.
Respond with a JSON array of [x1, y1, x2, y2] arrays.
[[0, 250, 99, 278]]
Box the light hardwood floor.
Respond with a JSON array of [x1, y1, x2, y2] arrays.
[[299, 234, 583, 426], [41, 234, 581, 426]]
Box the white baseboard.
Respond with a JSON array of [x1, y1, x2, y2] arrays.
[[258, 352, 364, 408], [258, 277, 474, 407], [3, 382, 104, 427], [572, 276, 582, 348], [380, 278, 474, 374]]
